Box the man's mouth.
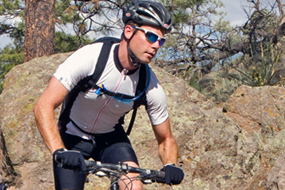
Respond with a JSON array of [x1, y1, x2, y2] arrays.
[[146, 52, 155, 58]]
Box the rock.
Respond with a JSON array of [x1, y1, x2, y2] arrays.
[[0, 53, 72, 189], [1, 53, 285, 189]]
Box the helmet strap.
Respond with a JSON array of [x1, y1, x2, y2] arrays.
[[128, 44, 140, 67], [126, 29, 141, 67]]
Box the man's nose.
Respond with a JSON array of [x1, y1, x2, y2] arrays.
[[152, 40, 160, 49]]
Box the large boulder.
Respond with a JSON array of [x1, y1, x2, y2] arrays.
[[0, 53, 285, 189]]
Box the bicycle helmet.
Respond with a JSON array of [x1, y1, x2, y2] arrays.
[[123, 1, 173, 33]]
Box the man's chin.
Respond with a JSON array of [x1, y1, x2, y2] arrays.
[[134, 53, 155, 64], [139, 57, 153, 64]]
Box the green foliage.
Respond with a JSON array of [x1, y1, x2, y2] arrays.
[[227, 43, 282, 87], [187, 71, 202, 92], [55, 31, 93, 53], [0, 0, 25, 93], [56, 0, 79, 25], [0, 0, 25, 41], [1, 0, 283, 104], [0, 31, 94, 93], [202, 74, 241, 103], [0, 0, 22, 14], [159, 0, 235, 72], [158, 0, 285, 104], [193, 41, 283, 104], [0, 0, 98, 93], [242, 9, 277, 37], [0, 44, 24, 93]]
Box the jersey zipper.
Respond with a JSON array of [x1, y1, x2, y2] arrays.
[[89, 69, 128, 133]]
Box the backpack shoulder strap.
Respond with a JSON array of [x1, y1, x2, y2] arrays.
[[58, 37, 121, 130], [126, 64, 148, 135], [81, 37, 121, 91]]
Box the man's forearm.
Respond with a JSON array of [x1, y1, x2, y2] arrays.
[[158, 136, 178, 165], [34, 102, 65, 153], [38, 121, 65, 154]]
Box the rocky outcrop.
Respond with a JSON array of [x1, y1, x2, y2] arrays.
[[0, 53, 69, 189], [0, 53, 285, 189]]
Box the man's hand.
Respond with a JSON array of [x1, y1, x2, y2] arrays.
[[53, 148, 87, 172], [161, 164, 184, 185]]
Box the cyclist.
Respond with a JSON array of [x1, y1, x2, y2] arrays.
[[34, 1, 184, 189]]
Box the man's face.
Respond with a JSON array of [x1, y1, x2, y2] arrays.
[[129, 25, 165, 64]]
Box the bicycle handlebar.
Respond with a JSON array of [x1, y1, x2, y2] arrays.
[[84, 160, 165, 183]]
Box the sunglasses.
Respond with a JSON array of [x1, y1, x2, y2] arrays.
[[132, 26, 166, 46]]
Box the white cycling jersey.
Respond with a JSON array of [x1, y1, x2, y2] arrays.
[[54, 42, 168, 140]]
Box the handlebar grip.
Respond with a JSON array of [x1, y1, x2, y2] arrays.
[[85, 160, 98, 168], [85, 160, 92, 168], [155, 170, 165, 179]]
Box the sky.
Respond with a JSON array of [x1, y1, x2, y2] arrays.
[[221, 0, 282, 25], [220, 0, 248, 26], [0, 0, 280, 49]]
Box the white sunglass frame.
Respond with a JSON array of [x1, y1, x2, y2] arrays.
[[132, 26, 166, 46]]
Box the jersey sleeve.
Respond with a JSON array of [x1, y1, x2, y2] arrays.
[[53, 43, 103, 91], [145, 70, 169, 126]]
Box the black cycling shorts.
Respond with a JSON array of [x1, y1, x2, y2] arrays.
[[53, 125, 138, 190]]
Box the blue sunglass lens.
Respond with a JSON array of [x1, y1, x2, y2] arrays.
[[146, 32, 165, 46], [146, 32, 158, 43], [159, 38, 166, 46]]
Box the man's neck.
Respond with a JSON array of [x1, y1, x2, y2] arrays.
[[118, 41, 139, 71]]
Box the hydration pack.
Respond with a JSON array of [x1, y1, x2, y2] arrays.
[[58, 37, 149, 135]]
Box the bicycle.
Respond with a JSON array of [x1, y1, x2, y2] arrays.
[[0, 182, 8, 190], [84, 160, 166, 190]]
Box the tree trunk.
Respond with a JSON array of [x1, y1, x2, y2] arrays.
[[24, 0, 55, 62], [276, 0, 284, 19]]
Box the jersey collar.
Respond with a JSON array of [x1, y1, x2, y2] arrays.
[[114, 45, 139, 75]]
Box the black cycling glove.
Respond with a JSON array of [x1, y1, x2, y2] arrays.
[[161, 164, 184, 185], [53, 148, 87, 172]]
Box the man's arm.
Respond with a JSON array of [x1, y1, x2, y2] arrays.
[[152, 117, 184, 185], [34, 76, 69, 154], [152, 117, 178, 165]]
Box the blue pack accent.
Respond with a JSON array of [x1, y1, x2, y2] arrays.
[[92, 65, 150, 102]]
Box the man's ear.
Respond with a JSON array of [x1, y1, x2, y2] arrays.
[[124, 25, 134, 40]]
